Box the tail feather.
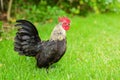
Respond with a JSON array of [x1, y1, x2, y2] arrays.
[[15, 24, 34, 34], [15, 20, 39, 35], [17, 28, 30, 35], [14, 20, 41, 56]]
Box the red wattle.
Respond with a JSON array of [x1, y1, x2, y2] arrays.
[[62, 26, 70, 31], [65, 26, 70, 31]]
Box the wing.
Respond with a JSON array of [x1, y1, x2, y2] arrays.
[[36, 40, 57, 67], [14, 20, 41, 56], [36, 39, 66, 68]]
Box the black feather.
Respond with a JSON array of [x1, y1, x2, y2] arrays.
[[14, 20, 41, 56], [16, 20, 39, 35]]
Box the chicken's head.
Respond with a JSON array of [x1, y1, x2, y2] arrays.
[[58, 17, 71, 31]]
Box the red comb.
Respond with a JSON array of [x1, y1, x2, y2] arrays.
[[58, 17, 70, 23]]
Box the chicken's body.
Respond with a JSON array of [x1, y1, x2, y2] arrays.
[[36, 23, 67, 68], [36, 39, 66, 68], [14, 17, 70, 68]]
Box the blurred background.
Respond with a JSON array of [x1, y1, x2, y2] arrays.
[[0, 0, 120, 22], [0, 0, 120, 35]]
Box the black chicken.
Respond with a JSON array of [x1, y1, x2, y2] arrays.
[[14, 17, 71, 68]]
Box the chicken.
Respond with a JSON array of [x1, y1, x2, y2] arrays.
[[14, 17, 71, 68]]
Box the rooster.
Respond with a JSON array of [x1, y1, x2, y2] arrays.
[[14, 17, 71, 68]]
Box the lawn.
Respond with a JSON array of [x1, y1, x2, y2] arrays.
[[0, 13, 120, 80]]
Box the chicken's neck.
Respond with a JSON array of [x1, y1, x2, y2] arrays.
[[50, 23, 66, 41]]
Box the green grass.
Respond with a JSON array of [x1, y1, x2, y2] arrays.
[[0, 13, 120, 80]]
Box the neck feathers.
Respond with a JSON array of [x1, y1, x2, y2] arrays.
[[50, 23, 66, 41]]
